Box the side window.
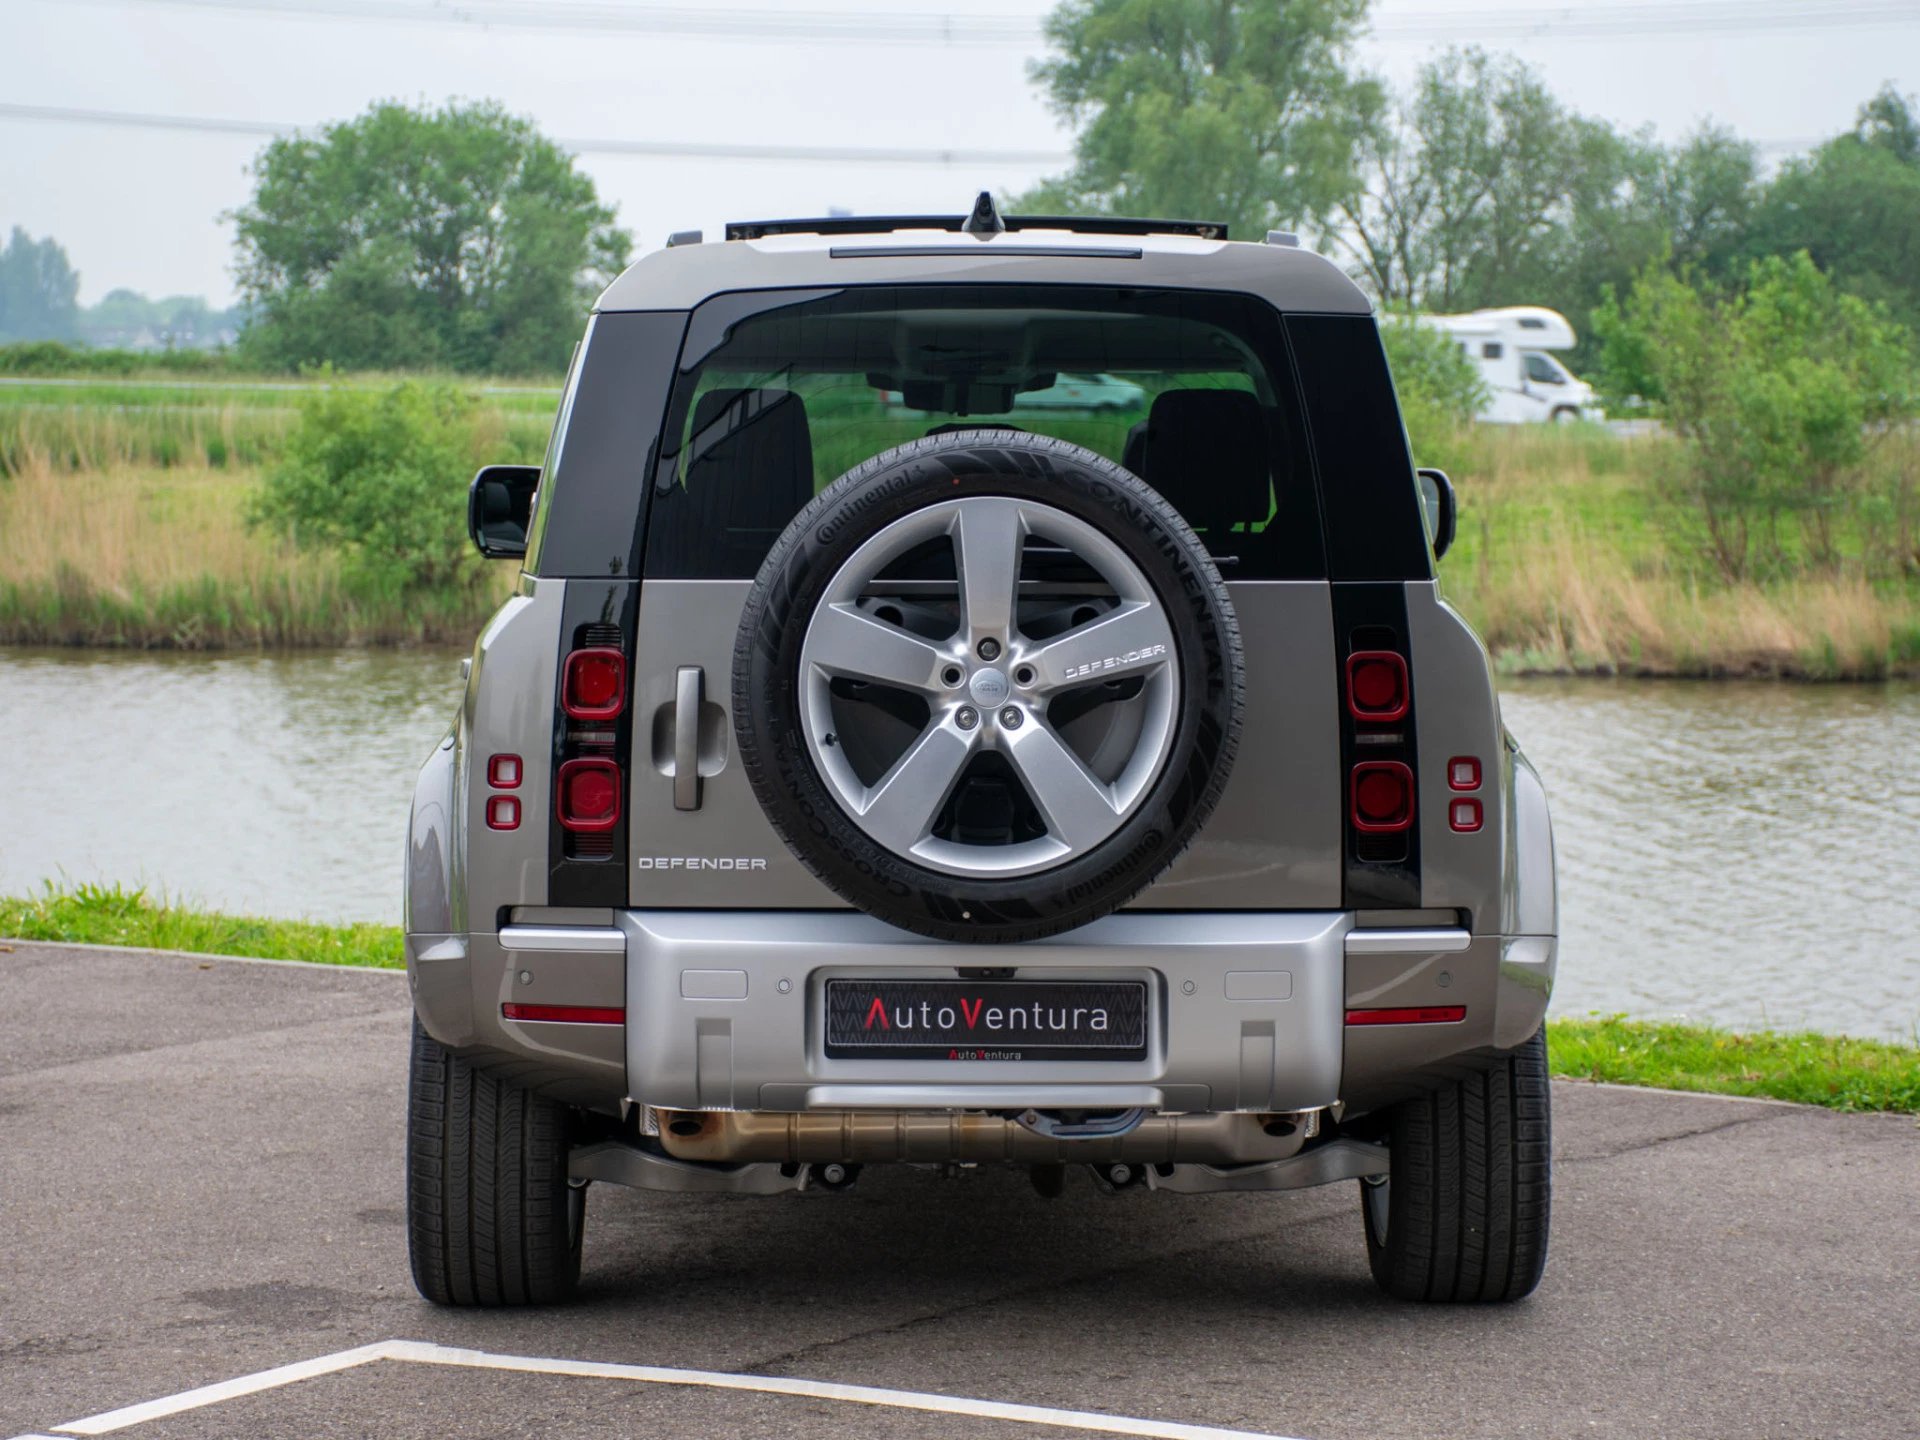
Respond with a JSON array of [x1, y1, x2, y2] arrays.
[[520, 338, 585, 569], [1523, 352, 1563, 385], [1482, 341, 1504, 360]]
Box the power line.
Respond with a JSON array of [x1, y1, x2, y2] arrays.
[[0, 99, 1824, 163], [57, 0, 1920, 43], [0, 101, 1073, 166]]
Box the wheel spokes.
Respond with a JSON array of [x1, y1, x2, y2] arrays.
[[807, 602, 949, 693], [1022, 600, 1175, 695], [855, 721, 974, 853], [1002, 720, 1123, 850], [952, 498, 1026, 641]]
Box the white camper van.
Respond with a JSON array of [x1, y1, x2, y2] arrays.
[[1421, 306, 1603, 424]]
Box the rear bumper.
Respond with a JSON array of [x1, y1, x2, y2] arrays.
[[621, 909, 1348, 1114], [407, 911, 1555, 1118]]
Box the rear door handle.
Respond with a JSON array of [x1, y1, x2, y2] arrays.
[[674, 666, 703, 811]]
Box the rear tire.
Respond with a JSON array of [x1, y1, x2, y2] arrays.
[[1360, 1028, 1551, 1302], [406, 1018, 584, 1306]]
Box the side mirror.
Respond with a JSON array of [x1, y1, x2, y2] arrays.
[[1416, 467, 1457, 561], [468, 464, 540, 559]]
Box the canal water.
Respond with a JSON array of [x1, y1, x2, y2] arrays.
[[1, 647, 1914, 1042]]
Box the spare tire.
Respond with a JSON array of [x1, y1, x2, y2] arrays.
[[734, 431, 1243, 943]]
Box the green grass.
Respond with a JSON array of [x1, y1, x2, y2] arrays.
[[1547, 1015, 1920, 1114], [0, 883, 400, 969], [4, 885, 1916, 1114]]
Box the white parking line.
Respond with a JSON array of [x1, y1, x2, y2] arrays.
[[49, 1339, 1304, 1440], [52, 1344, 397, 1434]]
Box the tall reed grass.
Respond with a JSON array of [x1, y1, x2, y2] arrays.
[[1438, 426, 1920, 679], [0, 450, 509, 647]]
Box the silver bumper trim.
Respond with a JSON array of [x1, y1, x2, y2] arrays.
[[499, 925, 626, 954], [1344, 927, 1470, 955]]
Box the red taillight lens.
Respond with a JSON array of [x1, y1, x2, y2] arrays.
[[563, 648, 627, 720], [1351, 760, 1415, 833], [1447, 756, 1481, 791], [556, 758, 621, 832], [485, 795, 520, 831], [487, 753, 522, 789], [1346, 651, 1408, 721], [1450, 797, 1483, 833]]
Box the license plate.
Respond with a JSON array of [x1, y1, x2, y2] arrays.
[[824, 979, 1148, 1061]]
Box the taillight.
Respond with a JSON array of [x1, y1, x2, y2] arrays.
[[1346, 651, 1408, 721], [485, 795, 520, 831], [487, 753, 522, 789], [563, 648, 627, 720], [1351, 761, 1415, 833], [556, 757, 622, 832]]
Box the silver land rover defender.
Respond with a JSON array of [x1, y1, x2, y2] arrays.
[[406, 195, 1558, 1307]]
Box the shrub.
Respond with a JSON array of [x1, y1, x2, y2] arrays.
[[1379, 313, 1488, 467], [1593, 252, 1917, 579], [251, 380, 497, 593]]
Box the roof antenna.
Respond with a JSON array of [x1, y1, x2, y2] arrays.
[[962, 190, 1005, 239]]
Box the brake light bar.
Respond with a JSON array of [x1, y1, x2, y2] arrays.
[[1346, 1006, 1466, 1025], [502, 1002, 626, 1024]]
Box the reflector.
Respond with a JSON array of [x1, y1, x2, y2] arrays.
[[502, 1003, 625, 1024], [1345, 1006, 1467, 1025]]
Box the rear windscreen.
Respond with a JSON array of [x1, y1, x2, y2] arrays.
[[642, 285, 1326, 580]]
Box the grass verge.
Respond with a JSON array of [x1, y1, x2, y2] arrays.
[[0, 884, 399, 969], [1546, 1015, 1919, 1114], [4, 886, 1916, 1113]]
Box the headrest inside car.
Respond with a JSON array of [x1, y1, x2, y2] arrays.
[[1136, 389, 1273, 538]]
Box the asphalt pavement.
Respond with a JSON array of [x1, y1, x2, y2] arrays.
[[2, 940, 1915, 1440]]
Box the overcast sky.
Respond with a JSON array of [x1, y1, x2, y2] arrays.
[[3, 0, 1917, 306]]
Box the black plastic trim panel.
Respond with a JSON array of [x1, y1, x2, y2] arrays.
[[1333, 581, 1422, 908], [526, 310, 688, 580], [548, 580, 640, 907], [1285, 314, 1433, 582]]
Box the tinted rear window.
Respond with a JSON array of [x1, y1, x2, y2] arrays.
[[642, 285, 1326, 580]]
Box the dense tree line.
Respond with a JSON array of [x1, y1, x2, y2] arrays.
[[1021, 0, 1920, 358]]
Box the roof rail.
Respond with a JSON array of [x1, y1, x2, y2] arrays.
[[723, 213, 1228, 242]]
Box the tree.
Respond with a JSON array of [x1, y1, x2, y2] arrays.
[[231, 100, 631, 374], [1593, 253, 1916, 579], [0, 227, 81, 343], [252, 381, 498, 593], [1017, 0, 1381, 241], [1747, 86, 1920, 332], [1338, 50, 1622, 312], [1378, 311, 1488, 463]]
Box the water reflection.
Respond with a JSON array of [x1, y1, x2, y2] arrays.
[[1502, 677, 1920, 1042], [0, 646, 464, 927], [0, 648, 1914, 1040]]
